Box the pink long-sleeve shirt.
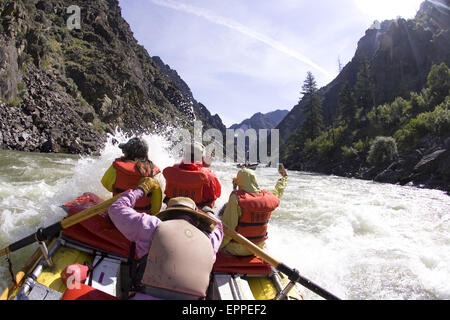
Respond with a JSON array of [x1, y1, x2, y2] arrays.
[[108, 189, 224, 260], [108, 189, 224, 300]]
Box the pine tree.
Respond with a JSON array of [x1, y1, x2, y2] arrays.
[[354, 55, 375, 119], [338, 81, 357, 128], [300, 72, 323, 140]]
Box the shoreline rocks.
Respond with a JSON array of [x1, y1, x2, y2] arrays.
[[0, 63, 106, 155]]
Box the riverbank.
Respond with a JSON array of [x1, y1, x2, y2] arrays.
[[285, 134, 450, 195]]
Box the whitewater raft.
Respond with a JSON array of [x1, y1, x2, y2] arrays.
[[236, 163, 259, 170], [1, 193, 302, 301]]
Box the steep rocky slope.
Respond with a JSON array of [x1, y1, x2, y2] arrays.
[[278, 0, 450, 192], [278, 0, 450, 148], [0, 0, 224, 154]]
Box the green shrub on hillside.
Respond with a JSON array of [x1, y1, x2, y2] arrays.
[[409, 91, 428, 115], [367, 136, 399, 165], [368, 97, 411, 134], [304, 125, 347, 158], [427, 62, 450, 107], [341, 145, 359, 159], [394, 99, 450, 151]]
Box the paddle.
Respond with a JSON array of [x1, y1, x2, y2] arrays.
[[222, 224, 340, 300], [0, 193, 123, 258], [0, 244, 44, 300]]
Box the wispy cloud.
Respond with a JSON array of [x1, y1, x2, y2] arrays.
[[149, 0, 334, 80]]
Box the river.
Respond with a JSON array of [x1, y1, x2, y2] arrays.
[[0, 132, 449, 300]]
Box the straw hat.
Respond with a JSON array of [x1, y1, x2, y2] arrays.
[[156, 197, 218, 232]]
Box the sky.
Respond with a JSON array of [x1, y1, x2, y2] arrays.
[[118, 0, 425, 127]]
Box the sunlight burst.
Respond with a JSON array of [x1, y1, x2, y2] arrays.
[[354, 0, 424, 21]]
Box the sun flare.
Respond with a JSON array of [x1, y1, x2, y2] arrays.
[[354, 0, 424, 21]]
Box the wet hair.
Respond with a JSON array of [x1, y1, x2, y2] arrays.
[[119, 138, 155, 177], [121, 154, 156, 178]]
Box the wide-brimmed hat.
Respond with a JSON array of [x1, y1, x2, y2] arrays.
[[156, 197, 218, 231], [119, 137, 148, 158]]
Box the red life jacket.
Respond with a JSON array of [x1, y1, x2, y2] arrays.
[[163, 164, 211, 207], [112, 159, 160, 214], [234, 190, 280, 244]]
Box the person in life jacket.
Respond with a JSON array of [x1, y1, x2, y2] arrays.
[[101, 137, 162, 215], [163, 141, 221, 209], [219, 165, 288, 256], [107, 178, 224, 300]]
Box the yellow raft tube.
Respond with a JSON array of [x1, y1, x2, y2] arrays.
[[1, 234, 303, 301]]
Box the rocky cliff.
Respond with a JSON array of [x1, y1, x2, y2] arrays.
[[0, 0, 224, 154], [278, 0, 450, 148], [278, 0, 450, 192]]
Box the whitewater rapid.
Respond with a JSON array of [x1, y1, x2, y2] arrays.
[[0, 132, 449, 300]]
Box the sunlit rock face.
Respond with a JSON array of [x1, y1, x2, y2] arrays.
[[279, 0, 450, 145], [277, 0, 450, 192]]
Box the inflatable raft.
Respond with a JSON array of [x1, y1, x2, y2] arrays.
[[236, 163, 259, 170], [1, 193, 302, 301]]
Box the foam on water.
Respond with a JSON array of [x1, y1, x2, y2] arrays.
[[267, 175, 450, 299], [0, 132, 449, 300]]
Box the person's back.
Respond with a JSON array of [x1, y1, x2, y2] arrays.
[[163, 142, 221, 208], [232, 189, 280, 244], [101, 137, 162, 215], [141, 218, 215, 299], [106, 179, 223, 300], [220, 166, 288, 256]]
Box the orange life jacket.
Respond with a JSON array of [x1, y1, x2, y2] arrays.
[[112, 159, 160, 214], [234, 190, 280, 244], [163, 164, 210, 206]]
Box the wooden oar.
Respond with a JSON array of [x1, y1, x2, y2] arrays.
[[0, 243, 45, 300], [222, 224, 340, 300], [0, 193, 123, 258]]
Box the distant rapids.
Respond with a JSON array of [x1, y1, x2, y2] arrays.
[[1, 132, 449, 300]]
